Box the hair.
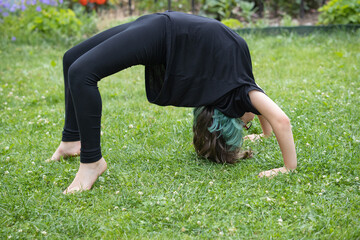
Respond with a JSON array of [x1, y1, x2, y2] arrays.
[[193, 106, 252, 164]]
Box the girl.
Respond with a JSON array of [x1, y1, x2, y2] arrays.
[[49, 11, 297, 193]]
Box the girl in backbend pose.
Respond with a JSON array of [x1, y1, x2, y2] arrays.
[[49, 11, 297, 193]]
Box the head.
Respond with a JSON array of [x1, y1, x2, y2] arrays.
[[192, 107, 253, 164]]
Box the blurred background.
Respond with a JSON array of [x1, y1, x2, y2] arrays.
[[1, 0, 359, 45]]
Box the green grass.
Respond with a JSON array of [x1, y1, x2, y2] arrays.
[[1, 30, 359, 239]]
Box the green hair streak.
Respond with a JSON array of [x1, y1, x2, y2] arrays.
[[194, 107, 244, 151]]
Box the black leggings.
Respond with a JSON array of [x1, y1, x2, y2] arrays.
[[62, 14, 166, 163]]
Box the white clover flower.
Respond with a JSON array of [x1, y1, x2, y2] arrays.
[[6, 157, 10, 161], [355, 177, 359, 181], [219, 231, 224, 236], [209, 181, 214, 186], [5, 171, 9, 175], [293, 201, 298, 205], [138, 191, 143, 195], [336, 179, 340, 182], [122, 208, 126, 211], [114, 206, 119, 210], [128, 124, 134, 129], [41, 231, 47, 235], [311, 203, 315, 206], [5, 146, 9, 150], [319, 192, 323, 196], [197, 221, 201, 225], [266, 197, 272, 202], [321, 189, 325, 193], [115, 191, 120, 194]]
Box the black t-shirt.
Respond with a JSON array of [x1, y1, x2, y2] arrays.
[[145, 11, 264, 118]]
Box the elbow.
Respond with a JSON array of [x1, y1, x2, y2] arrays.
[[275, 114, 291, 130]]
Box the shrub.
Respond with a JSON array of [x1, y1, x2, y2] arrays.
[[0, 0, 97, 44], [318, 0, 360, 24], [221, 18, 244, 29]]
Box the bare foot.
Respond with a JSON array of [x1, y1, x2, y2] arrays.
[[63, 157, 107, 194], [46, 141, 81, 162]]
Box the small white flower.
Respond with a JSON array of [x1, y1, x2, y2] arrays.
[[115, 191, 120, 194], [18, 229, 22, 232], [197, 221, 201, 225], [209, 181, 213, 186], [307, 183, 311, 186], [245, 204, 251, 207], [319, 192, 323, 196], [128, 124, 134, 129], [306, 143, 310, 146], [31, 162, 35, 165], [41, 96, 45, 99], [355, 177, 359, 181], [293, 201, 298, 205], [114, 206, 119, 210], [219, 231, 224, 236], [294, 215, 297, 218], [322, 175, 326, 178], [336, 179, 340, 182], [311, 203, 315, 206], [5, 171, 9, 174], [266, 197, 272, 202], [42, 175, 46, 180], [265, 190, 269, 193], [173, 191, 178, 195], [138, 191, 143, 195], [278, 218, 283, 224], [337, 172, 341, 175], [165, 217, 170, 221], [5, 146, 9, 150], [321, 189, 325, 193], [6, 157, 10, 161], [122, 208, 126, 211], [41, 231, 47, 235]]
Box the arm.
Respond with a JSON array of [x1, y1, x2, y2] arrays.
[[244, 115, 273, 141], [248, 90, 297, 177]]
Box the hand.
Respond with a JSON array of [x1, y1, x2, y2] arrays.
[[244, 133, 264, 142], [258, 167, 290, 178]]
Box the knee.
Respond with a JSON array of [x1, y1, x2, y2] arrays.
[[68, 60, 98, 92], [67, 62, 85, 91], [63, 48, 79, 70]]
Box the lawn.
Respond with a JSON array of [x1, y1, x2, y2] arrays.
[[0, 29, 359, 239]]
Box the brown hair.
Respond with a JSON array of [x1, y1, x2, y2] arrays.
[[192, 106, 252, 164]]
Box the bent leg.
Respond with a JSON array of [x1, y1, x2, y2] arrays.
[[63, 15, 166, 193], [50, 23, 134, 162], [62, 22, 133, 142], [68, 15, 166, 163]]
